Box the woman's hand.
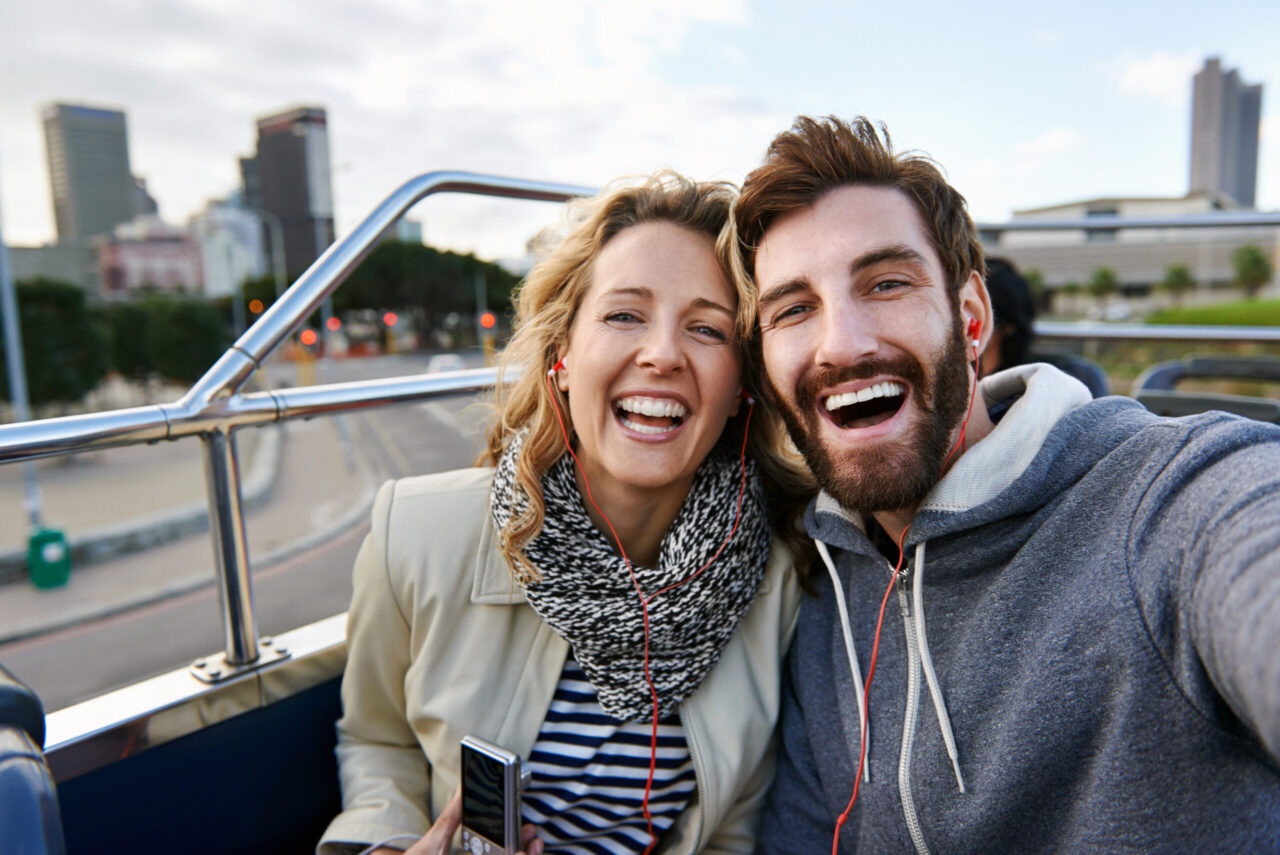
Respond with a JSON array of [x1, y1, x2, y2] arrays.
[[401, 786, 543, 855]]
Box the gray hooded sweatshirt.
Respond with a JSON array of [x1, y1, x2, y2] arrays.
[[757, 364, 1280, 854]]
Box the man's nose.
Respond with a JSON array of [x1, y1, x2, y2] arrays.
[[813, 302, 877, 367]]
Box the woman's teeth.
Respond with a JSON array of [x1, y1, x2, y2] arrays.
[[616, 396, 687, 434], [825, 381, 905, 411]]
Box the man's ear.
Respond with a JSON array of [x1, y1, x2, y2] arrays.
[[959, 270, 994, 360]]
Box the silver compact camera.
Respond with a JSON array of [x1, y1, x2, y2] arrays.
[[460, 734, 532, 855]]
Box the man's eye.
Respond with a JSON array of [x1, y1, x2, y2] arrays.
[[768, 304, 811, 326], [871, 279, 908, 294]]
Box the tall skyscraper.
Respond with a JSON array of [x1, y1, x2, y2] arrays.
[[1189, 58, 1263, 208], [240, 106, 335, 279], [42, 103, 137, 243]]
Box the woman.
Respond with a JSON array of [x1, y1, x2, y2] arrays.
[[318, 172, 811, 855]]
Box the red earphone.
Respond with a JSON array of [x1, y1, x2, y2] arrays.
[[967, 317, 981, 350], [544, 370, 753, 854]]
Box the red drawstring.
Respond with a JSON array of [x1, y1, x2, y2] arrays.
[[830, 340, 981, 853], [547, 373, 753, 853]]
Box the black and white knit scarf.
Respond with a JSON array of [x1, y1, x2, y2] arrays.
[[490, 430, 772, 723]]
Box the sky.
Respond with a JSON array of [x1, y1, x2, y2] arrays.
[[2, 0, 1278, 263]]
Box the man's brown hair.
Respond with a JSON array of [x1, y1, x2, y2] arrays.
[[735, 115, 984, 296]]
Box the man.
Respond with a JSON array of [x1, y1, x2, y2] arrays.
[[735, 116, 1280, 853]]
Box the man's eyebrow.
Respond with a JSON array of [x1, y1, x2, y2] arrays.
[[757, 244, 929, 312], [757, 279, 809, 312], [849, 244, 929, 276]]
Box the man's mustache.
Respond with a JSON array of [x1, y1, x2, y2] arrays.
[[794, 355, 928, 414]]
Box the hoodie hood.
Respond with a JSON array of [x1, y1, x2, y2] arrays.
[[807, 362, 1153, 549]]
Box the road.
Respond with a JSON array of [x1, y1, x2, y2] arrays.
[[0, 353, 492, 711]]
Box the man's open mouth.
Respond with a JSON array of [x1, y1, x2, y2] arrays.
[[615, 396, 688, 435], [824, 381, 906, 429]]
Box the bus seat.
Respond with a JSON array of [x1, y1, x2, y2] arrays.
[[0, 664, 67, 855], [1132, 356, 1280, 424], [1033, 350, 1111, 399]]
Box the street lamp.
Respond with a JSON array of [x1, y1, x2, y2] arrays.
[[245, 207, 287, 298], [0, 169, 45, 530]]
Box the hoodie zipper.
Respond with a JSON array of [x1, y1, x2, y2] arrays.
[[897, 563, 931, 855]]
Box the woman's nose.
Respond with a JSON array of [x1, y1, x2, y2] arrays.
[[635, 324, 685, 373]]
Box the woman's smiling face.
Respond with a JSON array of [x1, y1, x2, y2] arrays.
[[557, 220, 743, 506]]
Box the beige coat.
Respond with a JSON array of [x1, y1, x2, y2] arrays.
[[319, 468, 801, 855]]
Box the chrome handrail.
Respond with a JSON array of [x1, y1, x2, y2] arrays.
[[1, 180, 1277, 680], [0, 171, 592, 675], [977, 210, 1280, 233]]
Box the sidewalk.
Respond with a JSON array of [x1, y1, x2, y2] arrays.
[[0, 416, 377, 644]]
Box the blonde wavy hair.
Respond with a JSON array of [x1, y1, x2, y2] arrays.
[[479, 170, 814, 582]]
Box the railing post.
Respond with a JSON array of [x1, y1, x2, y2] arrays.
[[200, 427, 259, 667]]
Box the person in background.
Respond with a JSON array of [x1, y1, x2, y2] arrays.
[[980, 257, 1036, 376]]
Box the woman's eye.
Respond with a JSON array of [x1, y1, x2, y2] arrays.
[[692, 324, 729, 342], [604, 311, 640, 324]]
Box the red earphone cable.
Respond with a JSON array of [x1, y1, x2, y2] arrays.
[[546, 372, 753, 853], [830, 335, 981, 853]]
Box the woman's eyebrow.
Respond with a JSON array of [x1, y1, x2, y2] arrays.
[[690, 297, 736, 317]]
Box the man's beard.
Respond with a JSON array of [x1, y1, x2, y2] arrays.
[[769, 316, 971, 516]]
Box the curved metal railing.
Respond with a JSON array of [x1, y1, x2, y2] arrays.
[[1, 181, 1277, 681], [0, 171, 594, 676]]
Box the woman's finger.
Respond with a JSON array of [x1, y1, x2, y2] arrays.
[[404, 786, 463, 855], [519, 822, 544, 855]]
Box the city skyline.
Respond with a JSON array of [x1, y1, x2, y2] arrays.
[[2, 0, 1278, 263]]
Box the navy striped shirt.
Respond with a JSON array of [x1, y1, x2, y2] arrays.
[[522, 657, 697, 854]]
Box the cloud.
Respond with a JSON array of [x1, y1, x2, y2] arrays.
[[1116, 50, 1200, 107], [0, 0, 767, 259], [1010, 126, 1084, 177]]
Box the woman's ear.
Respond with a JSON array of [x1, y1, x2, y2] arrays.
[[553, 350, 570, 393]]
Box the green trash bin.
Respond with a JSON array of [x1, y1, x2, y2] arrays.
[[28, 527, 71, 589]]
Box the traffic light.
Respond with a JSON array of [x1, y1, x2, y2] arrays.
[[480, 311, 496, 330]]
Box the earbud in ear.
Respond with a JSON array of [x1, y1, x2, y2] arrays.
[[966, 317, 981, 348], [549, 357, 566, 376], [737, 387, 756, 406]]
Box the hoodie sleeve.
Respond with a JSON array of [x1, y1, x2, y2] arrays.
[[1128, 416, 1280, 762], [755, 643, 846, 854]]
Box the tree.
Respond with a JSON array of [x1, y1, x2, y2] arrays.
[[1232, 245, 1273, 298], [336, 242, 521, 344], [143, 295, 231, 384], [1086, 267, 1119, 302], [1158, 263, 1195, 304], [102, 300, 153, 382], [0, 277, 109, 406], [1021, 268, 1047, 313]]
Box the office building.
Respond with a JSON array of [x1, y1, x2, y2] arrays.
[[42, 103, 137, 243], [189, 200, 268, 299], [239, 106, 335, 279], [98, 217, 203, 296], [1189, 58, 1263, 208]]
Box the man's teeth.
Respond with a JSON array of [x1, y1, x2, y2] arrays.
[[616, 396, 688, 418], [825, 381, 905, 411]]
